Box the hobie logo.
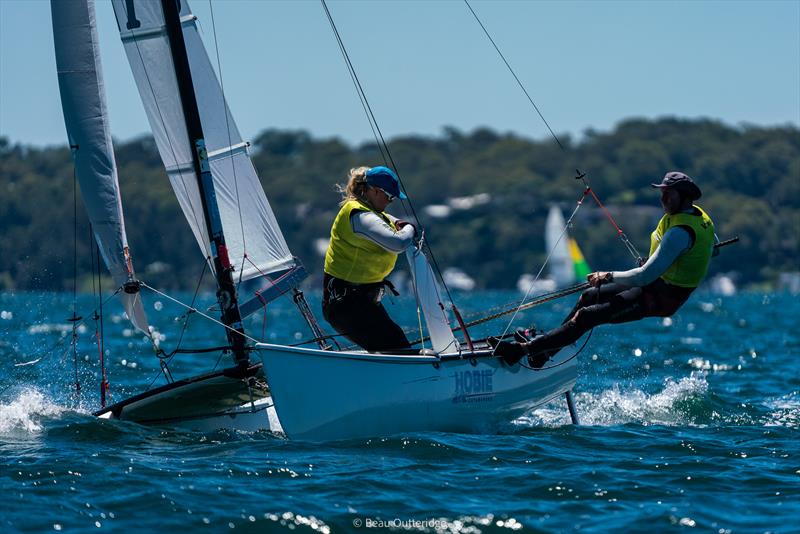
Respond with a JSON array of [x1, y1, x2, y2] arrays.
[[452, 370, 494, 404]]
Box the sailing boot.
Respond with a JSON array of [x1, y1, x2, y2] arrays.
[[522, 334, 560, 369], [526, 345, 554, 369], [488, 336, 529, 366]]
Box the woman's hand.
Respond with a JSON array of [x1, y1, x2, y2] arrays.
[[587, 271, 613, 287], [395, 220, 417, 235]]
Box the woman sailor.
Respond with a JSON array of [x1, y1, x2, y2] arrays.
[[323, 166, 416, 352]]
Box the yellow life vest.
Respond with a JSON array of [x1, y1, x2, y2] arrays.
[[324, 199, 399, 284], [649, 205, 715, 288]]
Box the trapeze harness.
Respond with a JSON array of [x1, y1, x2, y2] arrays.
[[323, 199, 414, 352], [526, 205, 715, 358]]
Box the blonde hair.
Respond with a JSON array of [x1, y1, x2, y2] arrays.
[[336, 166, 370, 206]]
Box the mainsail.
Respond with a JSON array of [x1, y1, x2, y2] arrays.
[[51, 0, 150, 335], [110, 0, 304, 316]]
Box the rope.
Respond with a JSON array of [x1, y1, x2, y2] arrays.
[[519, 266, 607, 373], [519, 328, 592, 372], [581, 178, 641, 262], [407, 282, 589, 346]]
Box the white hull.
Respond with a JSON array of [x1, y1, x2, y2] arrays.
[[256, 343, 578, 441]]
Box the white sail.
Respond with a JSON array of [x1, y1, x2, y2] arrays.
[[406, 247, 459, 354], [545, 205, 575, 288], [51, 0, 150, 335], [110, 0, 303, 314]]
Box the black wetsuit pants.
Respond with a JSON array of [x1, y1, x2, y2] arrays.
[[529, 278, 694, 356], [322, 274, 411, 352]]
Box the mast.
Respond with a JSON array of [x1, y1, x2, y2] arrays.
[[160, 0, 248, 367]]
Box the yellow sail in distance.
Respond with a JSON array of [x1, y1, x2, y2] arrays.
[[568, 238, 592, 280]]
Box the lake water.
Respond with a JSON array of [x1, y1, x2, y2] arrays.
[[1, 290, 798, 532]]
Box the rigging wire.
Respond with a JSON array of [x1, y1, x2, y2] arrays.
[[70, 156, 81, 396], [5, 288, 122, 374], [466, 0, 643, 262], [207, 0, 248, 257], [495, 188, 590, 343], [319, 0, 459, 311], [123, 7, 213, 262], [140, 282, 263, 345], [88, 224, 107, 406], [146, 259, 209, 389], [463, 1, 647, 344], [320, 0, 388, 164], [463, 0, 565, 150], [95, 238, 108, 406]]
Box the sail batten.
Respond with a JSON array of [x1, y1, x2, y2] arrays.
[[51, 0, 150, 336], [119, 14, 197, 42], [111, 0, 304, 314]]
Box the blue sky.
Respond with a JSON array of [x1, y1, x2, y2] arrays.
[[1, 0, 798, 148]]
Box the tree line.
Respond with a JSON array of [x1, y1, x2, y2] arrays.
[[1, 117, 797, 292]]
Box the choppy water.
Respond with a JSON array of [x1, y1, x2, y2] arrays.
[[1, 290, 798, 532]]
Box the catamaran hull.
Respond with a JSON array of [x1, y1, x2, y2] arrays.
[[96, 398, 275, 432], [94, 364, 276, 432], [256, 344, 578, 441]]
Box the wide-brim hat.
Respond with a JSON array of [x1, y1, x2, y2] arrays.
[[365, 166, 407, 199], [651, 171, 702, 200]]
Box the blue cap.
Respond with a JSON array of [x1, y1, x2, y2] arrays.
[[365, 166, 407, 199]]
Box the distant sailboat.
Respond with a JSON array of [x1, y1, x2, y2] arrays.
[[517, 205, 590, 293]]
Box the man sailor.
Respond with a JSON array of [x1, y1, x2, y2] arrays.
[[493, 171, 717, 367]]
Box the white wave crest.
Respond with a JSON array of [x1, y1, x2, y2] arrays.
[[518, 376, 709, 427], [763, 392, 800, 428], [0, 389, 67, 433]]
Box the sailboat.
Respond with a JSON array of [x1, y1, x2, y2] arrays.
[[52, 0, 580, 440], [517, 205, 591, 293]]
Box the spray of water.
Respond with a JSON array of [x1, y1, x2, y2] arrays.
[[0, 389, 67, 434], [517, 376, 710, 427]]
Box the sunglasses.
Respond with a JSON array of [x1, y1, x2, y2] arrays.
[[374, 186, 395, 202]]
